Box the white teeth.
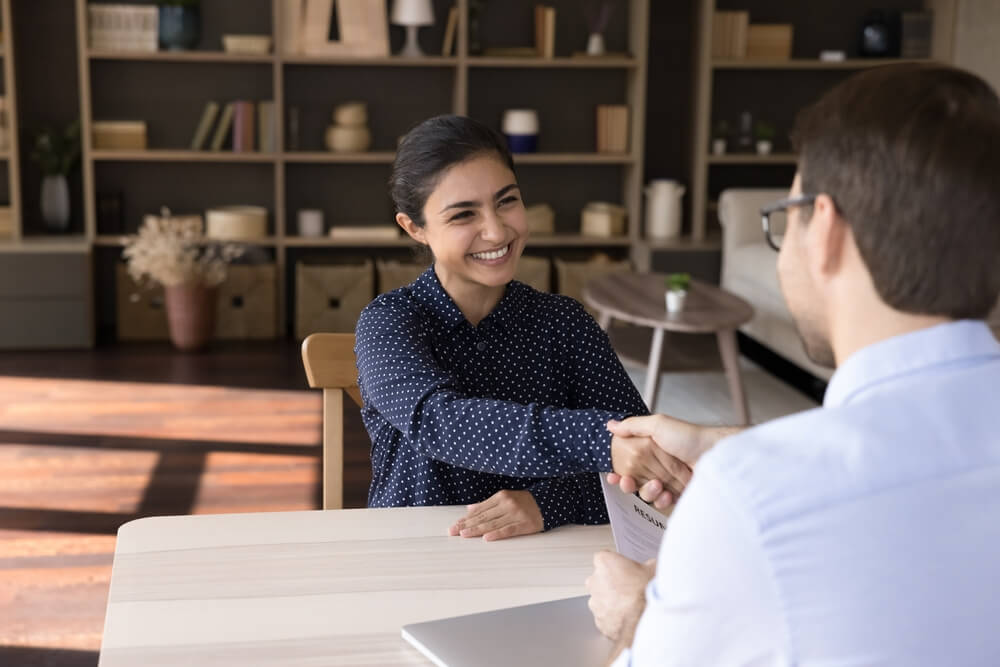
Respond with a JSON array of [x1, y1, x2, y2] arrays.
[[471, 244, 510, 261]]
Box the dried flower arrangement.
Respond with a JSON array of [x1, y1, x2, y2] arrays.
[[123, 207, 243, 288]]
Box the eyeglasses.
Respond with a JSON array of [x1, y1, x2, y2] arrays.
[[759, 194, 817, 251]]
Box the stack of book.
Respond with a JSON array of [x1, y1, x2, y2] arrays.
[[190, 100, 276, 152], [596, 105, 629, 154], [534, 4, 556, 59], [87, 4, 158, 53], [711, 11, 749, 59]]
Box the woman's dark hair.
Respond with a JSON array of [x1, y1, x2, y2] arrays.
[[792, 63, 1000, 319], [389, 114, 515, 228]]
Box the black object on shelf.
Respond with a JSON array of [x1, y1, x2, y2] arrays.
[[859, 10, 901, 58]]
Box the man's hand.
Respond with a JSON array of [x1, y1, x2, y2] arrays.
[[585, 550, 656, 642], [448, 489, 544, 542], [609, 432, 690, 497], [608, 416, 744, 506]]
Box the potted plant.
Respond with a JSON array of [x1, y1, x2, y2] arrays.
[[30, 120, 81, 233], [754, 121, 776, 155], [158, 0, 201, 51], [123, 207, 243, 350], [711, 120, 729, 155], [664, 272, 691, 314], [584, 1, 616, 56]]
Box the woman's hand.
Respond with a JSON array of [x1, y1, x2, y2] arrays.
[[448, 489, 544, 541]]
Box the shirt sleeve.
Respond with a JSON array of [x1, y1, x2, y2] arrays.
[[528, 473, 609, 531], [561, 298, 649, 417], [626, 457, 786, 666], [356, 299, 632, 478]]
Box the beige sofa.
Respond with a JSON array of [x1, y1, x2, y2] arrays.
[[719, 188, 1000, 381]]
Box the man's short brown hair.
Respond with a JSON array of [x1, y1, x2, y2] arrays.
[[792, 64, 1000, 319]]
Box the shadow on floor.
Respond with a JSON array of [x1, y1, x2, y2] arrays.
[[0, 646, 98, 667]]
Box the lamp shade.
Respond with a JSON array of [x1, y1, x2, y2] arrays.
[[390, 0, 434, 27]]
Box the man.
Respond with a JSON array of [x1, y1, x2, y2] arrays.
[[587, 63, 1000, 665]]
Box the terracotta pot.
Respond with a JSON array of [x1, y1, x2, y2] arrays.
[[164, 283, 217, 351]]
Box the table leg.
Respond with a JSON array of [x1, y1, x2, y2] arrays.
[[597, 311, 612, 331], [643, 327, 665, 411], [717, 328, 750, 425]]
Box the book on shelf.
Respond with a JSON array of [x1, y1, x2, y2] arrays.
[[711, 11, 748, 59], [534, 5, 556, 58], [87, 4, 157, 53], [258, 101, 276, 153], [596, 104, 629, 153], [190, 101, 220, 151], [328, 225, 400, 240], [441, 5, 458, 56], [210, 102, 235, 151], [232, 101, 256, 152]]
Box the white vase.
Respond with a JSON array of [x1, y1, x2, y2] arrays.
[[41, 174, 71, 231], [756, 140, 773, 155], [711, 138, 727, 155], [586, 33, 605, 56], [665, 290, 687, 314]]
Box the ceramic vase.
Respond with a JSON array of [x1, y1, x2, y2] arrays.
[[41, 174, 70, 232], [159, 5, 201, 51], [165, 283, 217, 350]]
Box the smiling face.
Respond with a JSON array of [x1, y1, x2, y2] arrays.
[[397, 153, 527, 294]]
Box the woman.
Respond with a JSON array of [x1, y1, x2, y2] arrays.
[[355, 115, 648, 541]]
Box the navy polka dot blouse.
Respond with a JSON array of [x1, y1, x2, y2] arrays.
[[354, 267, 649, 531]]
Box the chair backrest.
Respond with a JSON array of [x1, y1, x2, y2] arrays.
[[301, 333, 362, 510]]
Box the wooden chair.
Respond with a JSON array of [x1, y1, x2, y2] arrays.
[[301, 333, 363, 509]]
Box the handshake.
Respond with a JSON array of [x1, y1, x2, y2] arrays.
[[607, 414, 739, 509]]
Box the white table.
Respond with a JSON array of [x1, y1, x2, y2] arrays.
[[98, 506, 614, 666]]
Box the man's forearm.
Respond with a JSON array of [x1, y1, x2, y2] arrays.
[[694, 425, 745, 463]]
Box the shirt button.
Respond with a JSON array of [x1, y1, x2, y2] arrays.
[[476, 341, 487, 352]]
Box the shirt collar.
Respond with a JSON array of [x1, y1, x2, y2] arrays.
[[410, 265, 532, 332], [824, 320, 1000, 408]]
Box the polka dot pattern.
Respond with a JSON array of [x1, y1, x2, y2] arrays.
[[355, 267, 649, 530]]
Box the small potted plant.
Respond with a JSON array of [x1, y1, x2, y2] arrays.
[[158, 0, 201, 51], [584, 1, 616, 56], [123, 207, 243, 350], [754, 121, 776, 155], [664, 272, 691, 314], [30, 120, 81, 233], [711, 120, 729, 155]]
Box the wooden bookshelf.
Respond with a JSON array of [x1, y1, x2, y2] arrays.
[[688, 0, 955, 243], [73, 0, 652, 341]]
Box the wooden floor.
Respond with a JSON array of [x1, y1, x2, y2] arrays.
[[0, 342, 373, 667]]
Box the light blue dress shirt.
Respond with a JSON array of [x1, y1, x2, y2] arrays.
[[616, 320, 1000, 666]]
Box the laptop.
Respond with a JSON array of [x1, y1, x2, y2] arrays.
[[401, 595, 614, 667]]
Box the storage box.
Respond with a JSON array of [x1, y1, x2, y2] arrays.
[[215, 264, 277, 339], [746, 24, 793, 60], [515, 255, 551, 292], [554, 256, 631, 314], [116, 263, 169, 340], [376, 259, 427, 294], [296, 260, 374, 338], [206, 206, 268, 240], [93, 121, 148, 150]]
